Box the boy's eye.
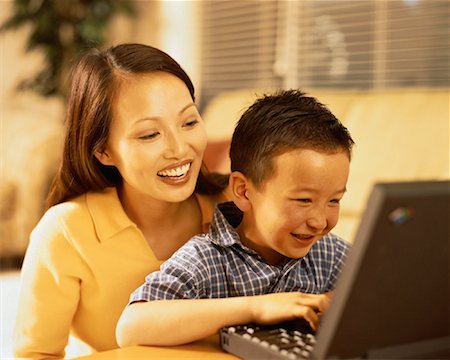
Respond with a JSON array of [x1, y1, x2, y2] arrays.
[[139, 132, 159, 140], [296, 198, 312, 204], [330, 199, 341, 204]]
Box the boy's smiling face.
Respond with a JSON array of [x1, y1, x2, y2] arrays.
[[237, 148, 350, 266]]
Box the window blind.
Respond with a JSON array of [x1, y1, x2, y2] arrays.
[[200, 0, 281, 107], [200, 0, 449, 107]]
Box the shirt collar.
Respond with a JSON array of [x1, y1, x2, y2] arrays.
[[86, 187, 136, 242], [208, 201, 244, 247], [195, 190, 230, 233], [208, 201, 309, 269], [87, 187, 231, 243]]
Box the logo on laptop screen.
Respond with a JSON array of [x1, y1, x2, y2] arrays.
[[388, 206, 415, 225]]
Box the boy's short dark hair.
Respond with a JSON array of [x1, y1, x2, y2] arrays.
[[230, 89, 354, 187]]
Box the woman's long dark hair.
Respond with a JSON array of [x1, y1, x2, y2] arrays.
[[46, 43, 227, 208]]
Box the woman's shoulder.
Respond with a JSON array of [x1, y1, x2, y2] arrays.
[[35, 187, 121, 238], [37, 192, 88, 229], [47, 187, 118, 211], [45, 188, 113, 218]]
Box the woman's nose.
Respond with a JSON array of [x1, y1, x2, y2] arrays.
[[163, 131, 187, 159]]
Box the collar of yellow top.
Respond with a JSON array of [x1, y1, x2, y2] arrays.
[[85, 186, 231, 242], [86, 187, 134, 242]]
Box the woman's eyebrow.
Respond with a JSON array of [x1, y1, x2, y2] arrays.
[[178, 103, 196, 115], [134, 103, 196, 124]]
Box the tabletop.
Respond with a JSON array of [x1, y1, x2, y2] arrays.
[[74, 335, 238, 359]]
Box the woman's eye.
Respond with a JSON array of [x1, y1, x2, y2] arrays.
[[184, 119, 199, 127], [139, 132, 159, 140]]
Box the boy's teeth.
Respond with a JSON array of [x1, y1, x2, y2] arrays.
[[158, 163, 190, 177]]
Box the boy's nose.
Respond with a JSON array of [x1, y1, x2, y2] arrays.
[[306, 208, 328, 232]]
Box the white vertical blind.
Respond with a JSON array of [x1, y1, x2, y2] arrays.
[[200, 0, 449, 108], [200, 0, 281, 107]]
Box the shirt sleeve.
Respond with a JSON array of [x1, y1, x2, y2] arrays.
[[129, 237, 211, 302], [13, 208, 86, 359]]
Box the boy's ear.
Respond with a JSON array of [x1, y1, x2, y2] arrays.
[[229, 171, 252, 212], [94, 148, 115, 166]]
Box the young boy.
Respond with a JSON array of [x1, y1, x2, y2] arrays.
[[116, 89, 354, 347]]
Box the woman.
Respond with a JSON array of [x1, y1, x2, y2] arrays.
[[13, 43, 229, 359]]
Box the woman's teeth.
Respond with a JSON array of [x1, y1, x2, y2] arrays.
[[157, 163, 190, 177]]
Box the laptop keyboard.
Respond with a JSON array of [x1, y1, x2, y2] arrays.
[[220, 320, 317, 360]]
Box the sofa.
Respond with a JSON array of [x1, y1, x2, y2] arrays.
[[1, 88, 447, 263], [0, 96, 64, 264]]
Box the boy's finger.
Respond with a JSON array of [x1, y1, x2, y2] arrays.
[[299, 307, 320, 331], [294, 292, 329, 308]]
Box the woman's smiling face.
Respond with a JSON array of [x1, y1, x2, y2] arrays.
[[96, 71, 207, 203]]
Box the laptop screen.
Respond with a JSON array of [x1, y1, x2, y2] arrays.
[[312, 180, 449, 359]]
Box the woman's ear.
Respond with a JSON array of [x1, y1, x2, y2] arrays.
[[229, 171, 252, 212], [94, 148, 115, 166]]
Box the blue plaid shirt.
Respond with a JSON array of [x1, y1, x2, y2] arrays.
[[130, 202, 351, 302]]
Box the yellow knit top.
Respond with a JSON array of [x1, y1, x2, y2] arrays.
[[14, 187, 228, 359]]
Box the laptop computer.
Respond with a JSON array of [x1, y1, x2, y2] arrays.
[[220, 180, 450, 359]]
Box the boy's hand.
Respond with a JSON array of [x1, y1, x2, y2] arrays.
[[248, 292, 333, 331]]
